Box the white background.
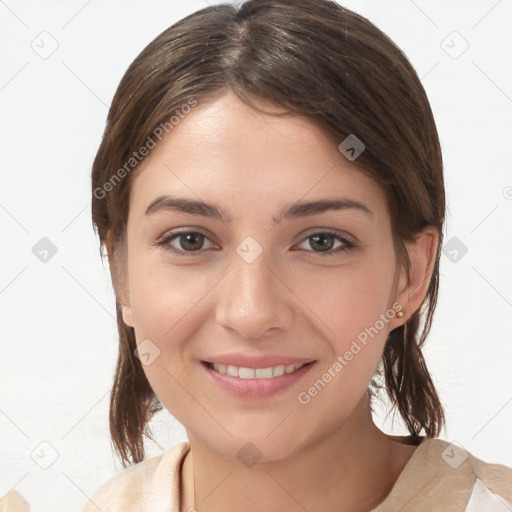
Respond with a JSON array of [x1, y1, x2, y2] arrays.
[[1, 0, 511, 510]]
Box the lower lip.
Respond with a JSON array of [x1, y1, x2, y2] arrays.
[[201, 361, 316, 399]]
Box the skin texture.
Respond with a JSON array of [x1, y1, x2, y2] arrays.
[[109, 90, 438, 512]]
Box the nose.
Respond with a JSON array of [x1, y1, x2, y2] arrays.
[[214, 248, 294, 339]]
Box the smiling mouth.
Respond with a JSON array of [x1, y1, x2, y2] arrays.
[[202, 361, 315, 379]]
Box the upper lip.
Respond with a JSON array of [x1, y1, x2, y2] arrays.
[[202, 354, 316, 369]]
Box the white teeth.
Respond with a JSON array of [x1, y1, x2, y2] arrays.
[[239, 367, 256, 379], [211, 362, 307, 379], [273, 365, 285, 377], [255, 367, 273, 378], [227, 365, 238, 377]]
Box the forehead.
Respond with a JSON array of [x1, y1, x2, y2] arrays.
[[128, 91, 388, 219]]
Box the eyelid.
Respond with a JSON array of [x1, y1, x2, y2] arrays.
[[295, 227, 356, 245], [292, 229, 356, 256], [153, 227, 218, 254], [154, 227, 357, 256]]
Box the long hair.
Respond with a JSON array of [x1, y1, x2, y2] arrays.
[[91, 0, 445, 466]]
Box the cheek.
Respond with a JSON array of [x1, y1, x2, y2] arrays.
[[295, 269, 396, 433], [129, 258, 209, 340], [297, 254, 396, 346], [126, 260, 212, 424], [294, 249, 396, 401], [128, 241, 397, 361]]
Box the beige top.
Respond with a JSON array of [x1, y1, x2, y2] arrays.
[[77, 438, 512, 512]]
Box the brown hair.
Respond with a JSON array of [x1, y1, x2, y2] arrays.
[[91, 0, 445, 466]]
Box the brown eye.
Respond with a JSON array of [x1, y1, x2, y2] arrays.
[[176, 232, 206, 252], [295, 230, 355, 256], [309, 233, 336, 252], [156, 230, 215, 255]]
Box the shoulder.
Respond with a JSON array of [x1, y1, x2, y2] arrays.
[[422, 439, 511, 499], [377, 438, 512, 511], [462, 442, 512, 511], [0, 491, 30, 512], [81, 442, 190, 512]]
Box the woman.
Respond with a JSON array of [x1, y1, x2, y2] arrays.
[[83, 0, 512, 510]]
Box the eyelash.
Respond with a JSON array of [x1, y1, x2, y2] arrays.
[[153, 229, 356, 257]]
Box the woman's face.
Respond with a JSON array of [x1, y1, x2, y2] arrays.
[[118, 91, 411, 461]]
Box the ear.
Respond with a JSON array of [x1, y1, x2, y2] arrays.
[[391, 226, 439, 327], [105, 232, 134, 328]]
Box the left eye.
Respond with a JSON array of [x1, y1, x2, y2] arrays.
[[295, 231, 354, 255]]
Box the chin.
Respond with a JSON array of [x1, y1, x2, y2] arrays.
[[189, 424, 315, 466]]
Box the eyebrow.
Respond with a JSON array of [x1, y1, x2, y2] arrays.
[[144, 195, 373, 223]]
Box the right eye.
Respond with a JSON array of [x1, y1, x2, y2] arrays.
[[155, 230, 217, 256]]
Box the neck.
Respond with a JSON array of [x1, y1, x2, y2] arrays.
[[181, 395, 416, 512]]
